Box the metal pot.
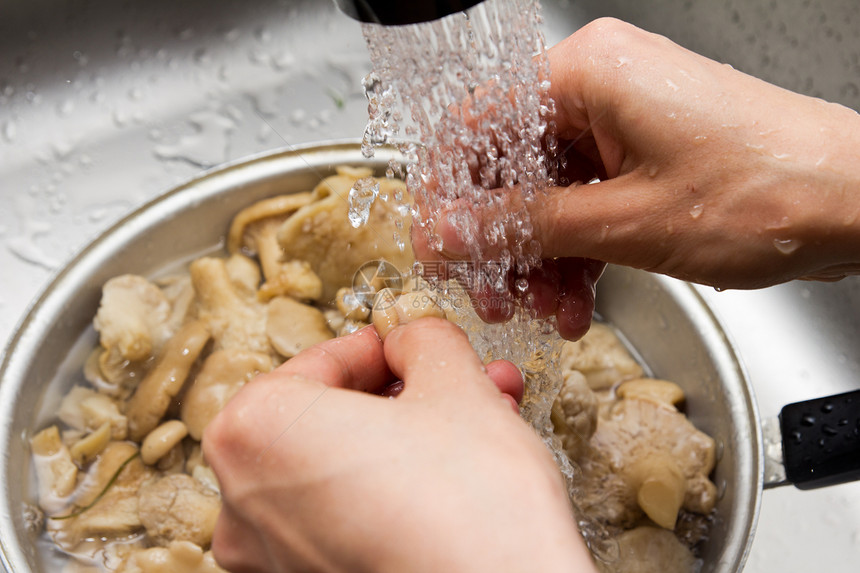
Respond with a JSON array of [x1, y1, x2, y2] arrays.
[[0, 142, 852, 572]]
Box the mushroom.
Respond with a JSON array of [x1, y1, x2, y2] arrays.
[[371, 288, 446, 339], [93, 275, 173, 381], [227, 193, 313, 254], [158, 274, 198, 334], [595, 526, 697, 573], [266, 296, 334, 358], [137, 474, 221, 548], [125, 320, 211, 442], [335, 286, 371, 321], [47, 441, 154, 550], [118, 540, 227, 573], [616, 378, 685, 408], [559, 323, 644, 390], [226, 192, 322, 302], [141, 420, 189, 466], [223, 253, 262, 300], [551, 369, 599, 461], [276, 168, 414, 303], [190, 257, 270, 355], [575, 395, 717, 530], [58, 386, 128, 440], [69, 422, 112, 466], [30, 425, 78, 514], [180, 349, 273, 440], [184, 444, 220, 493]]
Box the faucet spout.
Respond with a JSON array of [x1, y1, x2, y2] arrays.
[[333, 0, 486, 26]]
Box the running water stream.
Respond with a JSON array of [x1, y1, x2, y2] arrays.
[[355, 0, 615, 559]]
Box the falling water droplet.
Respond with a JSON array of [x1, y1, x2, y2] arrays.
[[347, 177, 380, 228]]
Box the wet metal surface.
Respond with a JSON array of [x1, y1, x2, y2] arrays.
[[1, 0, 859, 570]]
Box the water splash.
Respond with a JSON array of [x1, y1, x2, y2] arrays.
[[347, 177, 380, 228], [359, 0, 607, 555]]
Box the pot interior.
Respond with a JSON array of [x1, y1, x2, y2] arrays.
[[0, 142, 761, 572]]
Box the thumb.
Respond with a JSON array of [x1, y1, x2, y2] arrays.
[[382, 318, 501, 403]]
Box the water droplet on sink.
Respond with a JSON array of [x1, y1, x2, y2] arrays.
[[113, 110, 130, 127], [57, 99, 75, 116], [2, 121, 17, 143], [255, 26, 271, 44], [6, 218, 59, 269], [153, 110, 236, 167], [271, 51, 296, 71]]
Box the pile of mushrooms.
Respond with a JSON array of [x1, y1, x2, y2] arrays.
[[552, 323, 717, 570], [29, 167, 412, 572]]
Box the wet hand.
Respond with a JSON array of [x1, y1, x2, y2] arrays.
[[203, 320, 595, 573]]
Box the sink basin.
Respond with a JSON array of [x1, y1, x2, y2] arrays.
[[1, 1, 858, 571]]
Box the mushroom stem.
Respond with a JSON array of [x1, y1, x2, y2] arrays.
[[126, 320, 210, 441]]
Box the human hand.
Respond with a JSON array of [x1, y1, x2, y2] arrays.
[[528, 18, 860, 289], [423, 18, 860, 307], [203, 320, 595, 573]]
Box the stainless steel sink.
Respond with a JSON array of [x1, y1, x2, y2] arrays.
[[1, 0, 858, 571]]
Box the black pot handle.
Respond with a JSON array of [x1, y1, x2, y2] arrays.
[[778, 388, 860, 490]]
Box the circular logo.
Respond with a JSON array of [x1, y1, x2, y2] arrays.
[[351, 259, 404, 309]]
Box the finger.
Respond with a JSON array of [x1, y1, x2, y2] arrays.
[[485, 360, 524, 404], [378, 360, 522, 404], [382, 317, 499, 401], [211, 506, 270, 573], [556, 258, 605, 341], [470, 281, 515, 323], [521, 260, 561, 319], [266, 326, 393, 394]]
